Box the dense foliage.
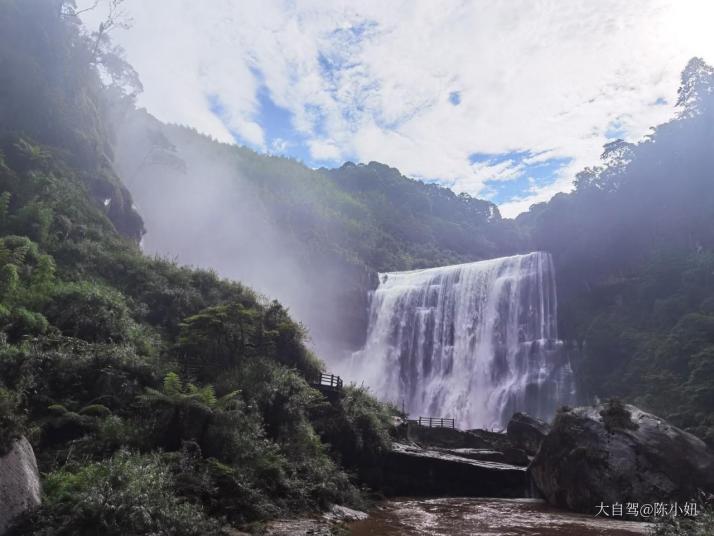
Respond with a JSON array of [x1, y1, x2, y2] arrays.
[[2, 1, 714, 533], [0, 1, 395, 533], [117, 51, 714, 450], [653, 494, 714, 536], [116, 113, 523, 276], [11, 451, 222, 536], [518, 58, 714, 445], [112, 106, 525, 355], [0, 0, 143, 241]]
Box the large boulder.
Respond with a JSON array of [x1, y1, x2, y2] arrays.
[[507, 412, 551, 455], [0, 437, 41, 534], [530, 402, 714, 514]]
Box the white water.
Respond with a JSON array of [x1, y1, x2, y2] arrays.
[[350, 252, 576, 429]]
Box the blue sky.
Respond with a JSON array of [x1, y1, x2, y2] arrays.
[[467, 152, 573, 205], [79, 0, 714, 216], [210, 89, 317, 166], [212, 83, 575, 207], [211, 81, 331, 167]]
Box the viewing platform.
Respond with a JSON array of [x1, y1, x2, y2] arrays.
[[312, 373, 343, 393], [412, 416, 456, 429]]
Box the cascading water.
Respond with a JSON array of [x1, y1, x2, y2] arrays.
[[351, 251, 576, 430]]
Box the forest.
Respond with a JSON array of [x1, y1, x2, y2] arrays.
[[519, 57, 714, 445], [118, 51, 714, 450], [0, 0, 713, 534], [0, 2, 394, 534]]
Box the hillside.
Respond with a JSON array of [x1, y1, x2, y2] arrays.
[[113, 45, 714, 448], [518, 57, 714, 444], [2, 1, 714, 533], [114, 54, 714, 448], [0, 2, 394, 534], [112, 108, 524, 356]]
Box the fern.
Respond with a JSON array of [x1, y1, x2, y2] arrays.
[[142, 373, 219, 411], [217, 390, 241, 410], [162, 372, 182, 396], [197, 385, 216, 407], [13, 138, 50, 164]]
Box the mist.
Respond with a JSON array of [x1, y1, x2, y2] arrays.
[[3, 2, 714, 533], [111, 108, 370, 362]]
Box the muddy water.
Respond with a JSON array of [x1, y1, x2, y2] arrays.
[[348, 498, 652, 536]]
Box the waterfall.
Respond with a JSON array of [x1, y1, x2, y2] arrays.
[[352, 252, 576, 430]]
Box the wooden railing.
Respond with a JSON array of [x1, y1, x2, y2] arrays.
[[417, 416, 455, 429], [313, 373, 343, 392]]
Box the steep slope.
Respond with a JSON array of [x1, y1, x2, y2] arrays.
[[0, 0, 144, 242], [0, 2, 394, 533]]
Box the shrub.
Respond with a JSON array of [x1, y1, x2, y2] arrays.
[[78, 404, 112, 418], [5, 307, 49, 340], [0, 387, 25, 455], [9, 451, 220, 536], [43, 282, 135, 343], [652, 496, 714, 535], [176, 300, 322, 382], [600, 398, 639, 433], [311, 385, 394, 484], [0, 338, 155, 428]]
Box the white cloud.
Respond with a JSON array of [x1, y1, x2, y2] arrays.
[[498, 170, 576, 219], [308, 139, 342, 161], [79, 0, 714, 216], [471, 160, 525, 183], [270, 137, 290, 154]]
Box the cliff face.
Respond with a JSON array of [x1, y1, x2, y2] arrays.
[[0, 2, 145, 245], [0, 438, 41, 535]]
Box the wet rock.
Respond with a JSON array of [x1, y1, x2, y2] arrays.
[[406, 422, 490, 448], [466, 428, 520, 452], [501, 447, 531, 466], [443, 447, 530, 466], [262, 518, 332, 536], [379, 442, 528, 497], [402, 421, 530, 468], [263, 505, 366, 535], [443, 448, 508, 462], [507, 412, 551, 455], [0, 437, 41, 535], [323, 504, 368, 522], [530, 402, 714, 513], [220, 529, 251, 536]]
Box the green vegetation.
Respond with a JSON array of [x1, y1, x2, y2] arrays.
[[652, 496, 714, 536], [1, 0, 714, 532], [118, 113, 523, 277], [0, 1, 395, 533], [518, 58, 714, 446], [0, 133, 392, 531], [119, 52, 714, 449], [11, 451, 221, 536], [599, 399, 638, 433]]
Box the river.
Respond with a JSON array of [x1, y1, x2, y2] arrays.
[[347, 498, 652, 536]]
